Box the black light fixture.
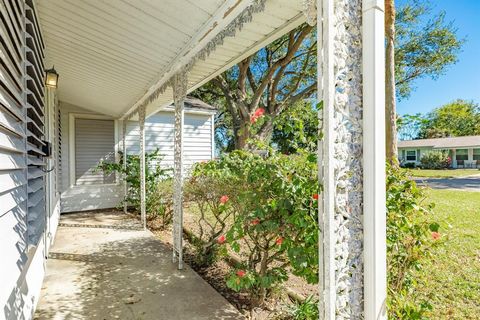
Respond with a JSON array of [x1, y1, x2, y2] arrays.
[[45, 66, 59, 88]]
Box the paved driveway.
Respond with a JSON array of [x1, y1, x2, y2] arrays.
[[415, 175, 480, 192]]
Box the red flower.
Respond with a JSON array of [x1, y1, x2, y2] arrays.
[[313, 194, 319, 200], [236, 270, 246, 277], [431, 231, 441, 240], [276, 237, 284, 245], [251, 218, 260, 226], [220, 195, 229, 204], [217, 235, 226, 244], [250, 108, 266, 124], [254, 108, 265, 117]]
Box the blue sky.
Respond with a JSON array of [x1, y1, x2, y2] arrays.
[[396, 0, 480, 116]]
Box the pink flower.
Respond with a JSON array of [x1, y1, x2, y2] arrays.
[[250, 108, 266, 124], [254, 108, 265, 117], [313, 194, 319, 200], [251, 218, 260, 226], [276, 237, 284, 245], [217, 235, 226, 244], [220, 195, 229, 204], [431, 231, 441, 240], [236, 270, 246, 277]]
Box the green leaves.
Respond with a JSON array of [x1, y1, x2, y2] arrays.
[[188, 149, 320, 303], [386, 163, 440, 318], [272, 100, 319, 154], [96, 149, 173, 223]]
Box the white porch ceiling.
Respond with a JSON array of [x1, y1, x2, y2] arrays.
[[37, 0, 305, 118]]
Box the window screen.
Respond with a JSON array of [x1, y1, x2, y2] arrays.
[[456, 149, 468, 161], [406, 150, 416, 161], [473, 149, 480, 160], [75, 118, 115, 185]]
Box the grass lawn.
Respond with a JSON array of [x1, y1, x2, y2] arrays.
[[417, 189, 480, 319], [402, 168, 480, 178]]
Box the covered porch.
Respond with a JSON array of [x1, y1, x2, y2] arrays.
[[0, 0, 387, 319]]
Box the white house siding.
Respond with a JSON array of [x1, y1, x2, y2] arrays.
[[399, 147, 432, 166], [58, 106, 214, 213], [125, 111, 214, 174], [58, 102, 123, 213]]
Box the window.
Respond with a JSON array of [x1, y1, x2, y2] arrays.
[[406, 150, 416, 161], [75, 118, 115, 185], [474, 149, 480, 160], [456, 149, 468, 161]]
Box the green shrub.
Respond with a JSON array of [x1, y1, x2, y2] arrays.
[[97, 149, 173, 225], [419, 151, 451, 169], [188, 149, 319, 305], [149, 179, 174, 225], [184, 171, 236, 267], [401, 162, 416, 169], [386, 164, 439, 319], [289, 296, 319, 320]]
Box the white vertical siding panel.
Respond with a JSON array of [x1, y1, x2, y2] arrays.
[[125, 111, 213, 173]]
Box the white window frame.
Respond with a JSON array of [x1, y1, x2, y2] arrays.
[[68, 113, 119, 187]]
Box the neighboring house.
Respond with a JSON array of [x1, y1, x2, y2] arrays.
[[60, 97, 216, 213], [398, 136, 480, 168]]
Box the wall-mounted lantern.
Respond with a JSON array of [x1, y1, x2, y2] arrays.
[[45, 66, 59, 88]]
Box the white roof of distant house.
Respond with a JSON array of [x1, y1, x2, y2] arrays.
[[398, 136, 480, 149]]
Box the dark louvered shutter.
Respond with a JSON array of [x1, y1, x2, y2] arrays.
[[0, 0, 28, 235], [25, 0, 46, 245]]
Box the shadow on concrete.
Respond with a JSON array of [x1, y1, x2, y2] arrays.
[[35, 212, 242, 320]]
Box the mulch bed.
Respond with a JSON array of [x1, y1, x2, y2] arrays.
[[146, 211, 317, 319]]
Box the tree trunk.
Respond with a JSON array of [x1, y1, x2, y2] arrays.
[[256, 119, 275, 143], [234, 121, 250, 150], [385, 0, 398, 165]]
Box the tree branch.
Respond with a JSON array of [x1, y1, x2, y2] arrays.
[[249, 25, 313, 111]]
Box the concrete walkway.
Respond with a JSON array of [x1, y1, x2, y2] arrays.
[[415, 175, 480, 192], [35, 211, 243, 320]]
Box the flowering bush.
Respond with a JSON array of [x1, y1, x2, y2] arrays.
[[97, 149, 173, 225], [188, 150, 319, 305], [184, 168, 236, 266], [386, 164, 439, 318], [419, 150, 451, 169]]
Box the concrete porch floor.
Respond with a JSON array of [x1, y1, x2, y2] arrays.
[[35, 210, 243, 320]]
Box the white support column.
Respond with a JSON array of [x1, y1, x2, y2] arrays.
[[316, 0, 386, 318], [317, 0, 335, 318], [122, 120, 128, 214], [363, 0, 387, 319], [172, 72, 187, 270], [468, 148, 474, 162], [138, 106, 147, 229]]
